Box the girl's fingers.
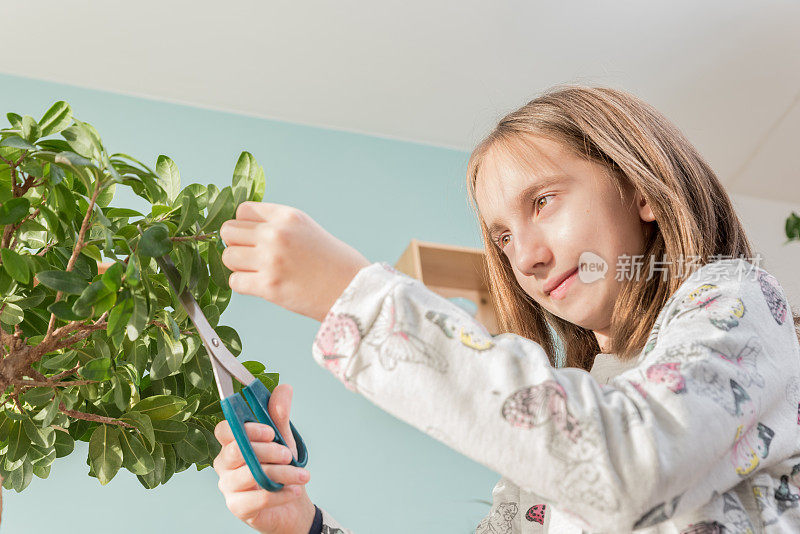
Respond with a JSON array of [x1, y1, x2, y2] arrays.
[[219, 220, 261, 247], [224, 485, 304, 520], [268, 384, 298, 459], [221, 245, 260, 272], [215, 421, 275, 447], [234, 201, 284, 223], [214, 438, 293, 471], [228, 271, 265, 298], [219, 462, 310, 493]]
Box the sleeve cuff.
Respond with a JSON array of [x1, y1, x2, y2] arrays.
[[308, 504, 323, 534], [311, 261, 405, 389]]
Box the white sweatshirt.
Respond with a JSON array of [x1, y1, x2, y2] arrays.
[[309, 258, 800, 533]]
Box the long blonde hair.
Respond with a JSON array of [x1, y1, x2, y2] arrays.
[[467, 84, 800, 371]]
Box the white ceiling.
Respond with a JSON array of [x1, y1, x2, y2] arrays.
[[1, 0, 798, 203]]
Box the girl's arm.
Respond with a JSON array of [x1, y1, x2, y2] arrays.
[[311, 259, 800, 532]]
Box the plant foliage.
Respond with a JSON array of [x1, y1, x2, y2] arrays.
[[0, 101, 272, 492]]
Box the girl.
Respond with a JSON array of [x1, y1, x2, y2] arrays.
[[212, 85, 800, 533]]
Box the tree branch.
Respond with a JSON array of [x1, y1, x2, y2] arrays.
[[43, 182, 103, 340], [58, 402, 134, 430]]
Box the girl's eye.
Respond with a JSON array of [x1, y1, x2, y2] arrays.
[[535, 194, 554, 211], [498, 234, 511, 249]]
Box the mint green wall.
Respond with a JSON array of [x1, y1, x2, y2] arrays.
[[0, 74, 499, 533]]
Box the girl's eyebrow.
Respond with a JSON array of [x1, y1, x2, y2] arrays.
[[486, 175, 570, 237]]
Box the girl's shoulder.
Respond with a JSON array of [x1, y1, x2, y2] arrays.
[[666, 257, 791, 327], [642, 258, 797, 357]]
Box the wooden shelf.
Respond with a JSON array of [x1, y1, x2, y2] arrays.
[[394, 239, 498, 334]]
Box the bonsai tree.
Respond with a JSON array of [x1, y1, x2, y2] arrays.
[[0, 102, 277, 506]]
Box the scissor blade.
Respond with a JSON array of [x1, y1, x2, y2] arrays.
[[152, 252, 256, 397]]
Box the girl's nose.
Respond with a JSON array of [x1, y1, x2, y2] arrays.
[[512, 227, 552, 277]]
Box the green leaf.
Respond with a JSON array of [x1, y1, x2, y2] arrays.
[[47, 300, 88, 321], [62, 121, 102, 160], [126, 290, 148, 341], [175, 190, 199, 235], [6, 112, 21, 127], [108, 295, 134, 347], [88, 425, 123, 485], [79, 357, 113, 381], [23, 416, 54, 448], [1, 249, 30, 284], [165, 311, 181, 342], [216, 325, 242, 356], [39, 101, 73, 137], [174, 423, 209, 464], [38, 203, 65, 241], [101, 261, 125, 291], [138, 223, 173, 257], [136, 442, 165, 489], [156, 155, 181, 204], [150, 327, 185, 380], [54, 429, 75, 458], [256, 372, 280, 393], [199, 425, 222, 459], [201, 186, 234, 233], [242, 360, 266, 375], [0, 135, 36, 151], [35, 270, 89, 295], [72, 279, 116, 318], [175, 244, 194, 294], [232, 151, 262, 206], [124, 255, 141, 287], [162, 443, 177, 483], [6, 420, 29, 461], [119, 411, 156, 452], [21, 115, 41, 142], [184, 349, 213, 389], [181, 335, 202, 364], [0, 197, 30, 225], [208, 239, 231, 289], [119, 430, 156, 475], [152, 419, 188, 444], [22, 387, 56, 407], [96, 181, 116, 207], [0, 302, 24, 326], [130, 395, 187, 421]]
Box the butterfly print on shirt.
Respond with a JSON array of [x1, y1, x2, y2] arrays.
[[633, 494, 682, 529], [645, 362, 686, 393], [667, 283, 746, 331], [757, 270, 788, 325], [312, 312, 362, 389], [703, 336, 765, 389], [424, 310, 494, 351], [475, 502, 517, 534], [364, 293, 448, 373], [502, 382, 620, 514], [501, 380, 581, 441], [525, 504, 546, 524], [720, 490, 757, 533]]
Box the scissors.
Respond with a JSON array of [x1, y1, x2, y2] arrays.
[[148, 242, 309, 492]]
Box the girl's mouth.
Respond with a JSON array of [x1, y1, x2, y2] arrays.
[[548, 268, 579, 300]]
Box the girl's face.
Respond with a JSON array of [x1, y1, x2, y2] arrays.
[[475, 136, 655, 351]]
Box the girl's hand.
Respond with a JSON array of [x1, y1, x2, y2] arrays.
[[213, 384, 315, 534], [219, 202, 371, 322]]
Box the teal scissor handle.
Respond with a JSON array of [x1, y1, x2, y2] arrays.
[[220, 379, 309, 492]]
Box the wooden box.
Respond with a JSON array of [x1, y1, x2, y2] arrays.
[[394, 239, 499, 334]]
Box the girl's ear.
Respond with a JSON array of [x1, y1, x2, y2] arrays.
[[634, 190, 656, 223]]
